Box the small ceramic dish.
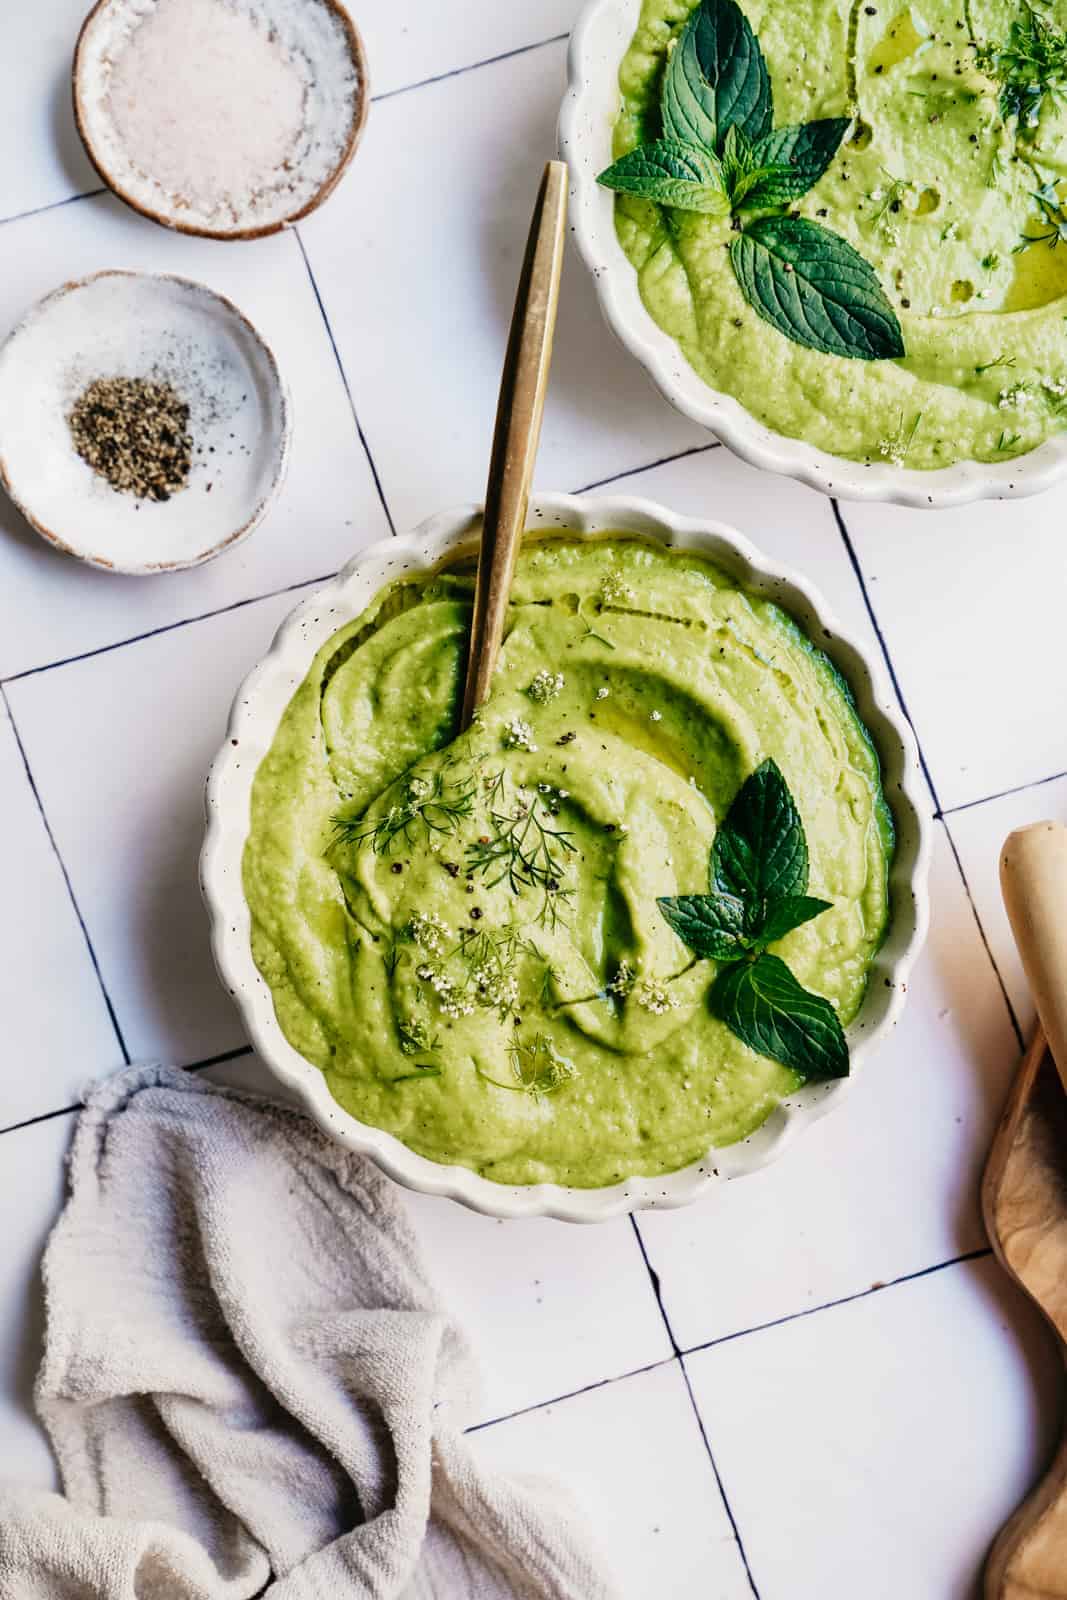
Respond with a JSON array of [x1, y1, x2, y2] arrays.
[[0, 270, 290, 574], [201, 492, 931, 1222], [73, 0, 368, 241], [558, 0, 1067, 509]]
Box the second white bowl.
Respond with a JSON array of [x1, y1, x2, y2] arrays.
[[558, 0, 1067, 509]]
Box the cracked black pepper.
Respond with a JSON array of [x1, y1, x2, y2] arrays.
[[68, 376, 193, 502]]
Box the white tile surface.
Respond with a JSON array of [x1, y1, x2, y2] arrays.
[[686, 1255, 1062, 1600], [0, 701, 119, 1130], [841, 491, 1067, 813], [946, 774, 1067, 1033], [0, 193, 389, 680], [0, 1113, 72, 1495], [0, 0, 98, 223], [638, 826, 1019, 1352], [5, 586, 309, 1089], [0, 7, 1061, 1593], [300, 35, 708, 534], [360, 0, 579, 98], [405, 1192, 671, 1425], [472, 1361, 753, 1600]]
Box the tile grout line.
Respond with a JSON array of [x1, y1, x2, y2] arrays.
[[1, 686, 130, 1066], [677, 1356, 762, 1599], [1, 571, 333, 687], [682, 1245, 993, 1359], [369, 32, 570, 105], [573, 441, 721, 495], [0, 185, 107, 232], [630, 1217, 761, 1598], [465, 1354, 677, 1436], [831, 500, 1024, 1049], [941, 764, 1067, 819], [0, 1045, 255, 1142], [1, 1100, 80, 1138], [292, 228, 397, 537], [939, 813, 1024, 1048], [830, 500, 943, 814]]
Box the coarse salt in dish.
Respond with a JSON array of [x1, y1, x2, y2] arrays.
[[73, 0, 368, 239]]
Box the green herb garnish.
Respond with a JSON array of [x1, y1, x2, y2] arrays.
[[978, 2, 1067, 130], [507, 1033, 576, 1097], [596, 0, 903, 362], [657, 759, 847, 1081], [391, 1064, 442, 1084], [332, 768, 477, 856], [465, 774, 577, 904]]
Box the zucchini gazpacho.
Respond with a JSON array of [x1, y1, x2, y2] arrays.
[[244, 538, 893, 1187], [602, 0, 1067, 467]]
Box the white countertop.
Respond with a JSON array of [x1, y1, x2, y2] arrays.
[[0, 4, 1062, 1595]]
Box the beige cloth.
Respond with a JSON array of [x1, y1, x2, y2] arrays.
[[0, 1065, 619, 1599]]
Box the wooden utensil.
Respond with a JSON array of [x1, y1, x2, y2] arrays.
[[982, 822, 1067, 1598], [460, 160, 568, 728]]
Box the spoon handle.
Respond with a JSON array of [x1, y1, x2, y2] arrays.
[[1000, 821, 1067, 1098], [460, 160, 568, 728]]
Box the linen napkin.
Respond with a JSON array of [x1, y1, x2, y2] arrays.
[[0, 1064, 620, 1599]]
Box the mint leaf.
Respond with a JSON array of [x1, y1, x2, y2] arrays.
[[730, 215, 905, 360], [712, 953, 849, 1079], [741, 119, 851, 207], [662, 0, 772, 154], [755, 894, 832, 948], [597, 139, 730, 215], [712, 758, 809, 905], [657, 892, 750, 961]]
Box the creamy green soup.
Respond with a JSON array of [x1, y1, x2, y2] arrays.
[[613, 0, 1067, 467], [244, 538, 892, 1187]]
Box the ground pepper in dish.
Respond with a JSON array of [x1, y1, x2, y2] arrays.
[[68, 376, 192, 502]]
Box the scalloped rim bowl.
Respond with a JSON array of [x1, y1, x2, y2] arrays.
[[558, 0, 1067, 509], [201, 493, 931, 1221]]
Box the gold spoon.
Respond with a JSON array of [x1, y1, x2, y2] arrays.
[[460, 160, 568, 728]]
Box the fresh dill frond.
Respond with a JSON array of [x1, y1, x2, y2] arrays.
[[978, 3, 1067, 129], [996, 428, 1023, 450], [975, 352, 1017, 374], [465, 778, 577, 900], [331, 768, 477, 856]]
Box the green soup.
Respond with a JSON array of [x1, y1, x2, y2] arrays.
[[244, 538, 892, 1187], [613, 0, 1067, 467]]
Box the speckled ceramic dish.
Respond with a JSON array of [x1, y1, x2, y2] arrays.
[[0, 271, 290, 575], [559, 0, 1067, 508], [201, 493, 931, 1222], [73, 0, 368, 241]]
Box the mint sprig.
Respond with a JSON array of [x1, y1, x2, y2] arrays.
[[597, 0, 903, 363], [661, 0, 771, 152], [657, 759, 848, 1081]]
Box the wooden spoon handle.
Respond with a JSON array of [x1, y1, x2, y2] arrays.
[[1000, 822, 1067, 1098], [460, 160, 568, 729]]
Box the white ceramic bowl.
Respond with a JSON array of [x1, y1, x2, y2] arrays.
[[73, 0, 369, 242], [202, 493, 931, 1221], [559, 0, 1067, 508], [0, 271, 290, 574]]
